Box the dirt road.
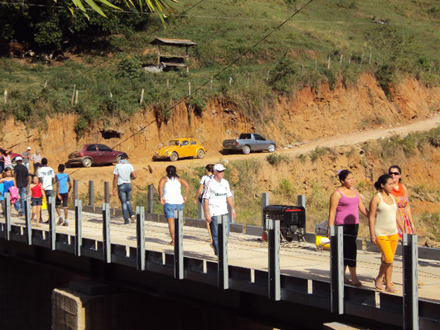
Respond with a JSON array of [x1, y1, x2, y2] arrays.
[[66, 113, 440, 198]]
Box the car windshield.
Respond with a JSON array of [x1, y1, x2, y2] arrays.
[[167, 140, 180, 146]]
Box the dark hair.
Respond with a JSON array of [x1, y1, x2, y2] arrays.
[[374, 174, 392, 190], [32, 174, 38, 180], [166, 165, 179, 179], [58, 164, 65, 172], [42, 158, 48, 166], [205, 164, 214, 174], [388, 165, 402, 182], [338, 170, 352, 183]]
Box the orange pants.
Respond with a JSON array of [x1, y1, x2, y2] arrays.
[[376, 234, 399, 264]]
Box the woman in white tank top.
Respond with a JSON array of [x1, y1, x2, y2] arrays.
[[369, 174, 404, 294], [158, 165, 189, 246]]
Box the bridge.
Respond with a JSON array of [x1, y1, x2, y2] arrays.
[[1, 193, 440, 329]]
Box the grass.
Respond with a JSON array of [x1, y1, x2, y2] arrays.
[[1, 0, 440, 131]]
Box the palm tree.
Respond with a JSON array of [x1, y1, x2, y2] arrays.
[[61, 0, 172, 23]]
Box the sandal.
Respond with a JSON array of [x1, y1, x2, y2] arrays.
[[344, 278, 353, 285], [374, 281, 384, 291], [385, 287, 397, 294], [382, 278, 394, 286]]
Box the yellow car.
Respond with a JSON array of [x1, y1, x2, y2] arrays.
[[153, 138, 207, 161]]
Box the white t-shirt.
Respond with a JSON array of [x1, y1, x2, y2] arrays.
[[38, 166, 55, 191], [203, 178, 232, 217], [163, 177, 184, 204], [113, 163, 134, 185]]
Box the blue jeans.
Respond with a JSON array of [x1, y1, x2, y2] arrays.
[[209, 214, 230, 256], [118, 183, 133, 222], [18, 187, 27, 213]]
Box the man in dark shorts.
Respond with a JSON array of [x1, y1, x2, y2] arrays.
[[55, 164, 71, 226], [14, 156, 29, 216]]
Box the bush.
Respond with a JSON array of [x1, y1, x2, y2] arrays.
[[266, 153, 290, 166]]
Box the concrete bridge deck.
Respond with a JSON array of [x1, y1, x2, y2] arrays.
[[2, 209, 440, 304]]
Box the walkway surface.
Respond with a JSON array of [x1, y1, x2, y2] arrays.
[[3, 210, 440, 303]]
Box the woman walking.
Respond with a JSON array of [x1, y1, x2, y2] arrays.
[[328, 170, 369, 287], [0, 167, 20, 215], [194, 164, 214, 243], [369, 174, 404, 294], [158, 166, 189, 246], [29, 175, 46, 227], [388, 165, 416, 240]]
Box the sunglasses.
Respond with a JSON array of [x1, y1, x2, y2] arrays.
[[217, 170, 225, 173], [389, 172, 400, 176]]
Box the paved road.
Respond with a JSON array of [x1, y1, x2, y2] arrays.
[[3, 210, 440, 302]]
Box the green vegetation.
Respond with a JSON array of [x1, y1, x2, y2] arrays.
[[266, 153, 290, 166], [1, 0, 440, 132]]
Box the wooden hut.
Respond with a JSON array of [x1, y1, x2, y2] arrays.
[[150, 37, 197, 72]]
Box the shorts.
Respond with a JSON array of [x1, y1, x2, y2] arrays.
[[376, 234, 399, 264], [56, 193, 68, 207], [32, 197, 42, 206], [163, 203, 184, 219]]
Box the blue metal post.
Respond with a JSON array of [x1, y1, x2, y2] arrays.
[[48, 196, 56, 251], [102, 203, 111, 263], [136, 206, 145, 271], [174, 209, 184, 279], [218, 214, 229, 290], [268, 217, 280, 301], [403, 234, 419, 330], [330, 225, 344, 314], [4, 193, 11, 241], [75, 199, 82, 257]]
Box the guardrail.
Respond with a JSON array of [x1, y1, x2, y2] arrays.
[[1, 192, 439, 329]]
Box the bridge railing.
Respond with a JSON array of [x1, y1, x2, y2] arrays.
[[1, 191, 438, 329]]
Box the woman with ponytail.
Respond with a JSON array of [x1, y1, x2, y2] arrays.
[[158, 165, 189, 246], [369, 174, 404, 293], [328, 170, 369, 287]]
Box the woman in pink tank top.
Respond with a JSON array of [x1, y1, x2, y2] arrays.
[[329, 170, 369, 287]]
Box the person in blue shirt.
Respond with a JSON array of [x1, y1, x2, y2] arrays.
[[55, 164, 72, 226]]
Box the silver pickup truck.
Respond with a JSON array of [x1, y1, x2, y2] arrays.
[[222, 133, 276, 154]]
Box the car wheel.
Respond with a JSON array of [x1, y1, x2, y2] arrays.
[[170, 152, 179, 162], [242, 145, 251, 154], [196, 149, 205, 159], [82, 158, 93, 167], [268, 144, 275, 153]]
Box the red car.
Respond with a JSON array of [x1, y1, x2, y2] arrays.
[[67, 144, 127, 168]]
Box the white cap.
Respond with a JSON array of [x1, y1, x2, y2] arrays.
[[213, 163, 226, 172], [15, 156, 22, 161], [27, 147, 31, 150]]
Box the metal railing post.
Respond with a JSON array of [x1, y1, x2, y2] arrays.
[[136, 206, 145, 271], [268, 217, 280, 301], [218, 214, 229, 290], [297, 194, 306, 208], [330, 225, 344, 314], [88, 181, 94, 207], [24, 195, 31, 242], [73, 180, 78, 201], [4, 193, 11, 241], [197, 200, 204, 220], [75, 199, 82, 257], [104, 182, 110, 204], [403, 234, 419, 330], [261, 192, 269, 227], [228, 190, 235, 223], [174, 210, 184, 280], [102, 203, 111, 263], [48, 196, 56, 251], [147, 184, 154, 214]]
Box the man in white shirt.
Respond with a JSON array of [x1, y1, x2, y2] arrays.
[[112, 154, 136, 225], [203, 163, 236, 255], [38, 158, 55, 223]]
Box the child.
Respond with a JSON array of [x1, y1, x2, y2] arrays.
[[30, 175, 46, 227], [55, 164, 71, 226]]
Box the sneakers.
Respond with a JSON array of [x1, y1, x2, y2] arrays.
[[62, 221, 69, 226], [130, 214, 135, 223], [122, 221, 130, 225], [57, 217, 63, 225]]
